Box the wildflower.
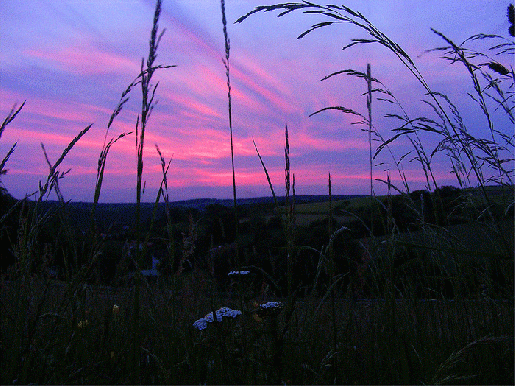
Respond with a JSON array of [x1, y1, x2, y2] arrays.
[[259, 301, 283, 309], [252, 301, 283, 322], [77, 319, 89, 328], [192, 318, 209, 331], [192, 306, 242, 330], [228, 270, 250, 276]]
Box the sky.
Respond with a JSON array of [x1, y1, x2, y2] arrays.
[[0, 0, 513, 203]]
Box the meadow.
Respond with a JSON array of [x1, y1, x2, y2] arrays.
[[0, 0, 514, 384]]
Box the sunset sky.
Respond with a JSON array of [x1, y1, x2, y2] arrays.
[[0, 0, 512, 203]]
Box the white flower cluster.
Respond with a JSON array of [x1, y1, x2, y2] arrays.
[[192, 307, 242, 331], [259, 301, 283, 309], [228, 270, 250, 276]]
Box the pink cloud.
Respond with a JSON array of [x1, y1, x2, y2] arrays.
[[25, 42, 141, 76], [235, 54, 293, 99], [161, 91, 224, 122], [232, 65, 298, 116], [295, 130, 369, 152]]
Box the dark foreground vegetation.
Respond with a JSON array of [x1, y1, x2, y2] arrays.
[[1, 183, 513, 384], [1, 1, 514, 384]]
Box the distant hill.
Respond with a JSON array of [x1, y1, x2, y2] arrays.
[[38, 194, 366, 211], [20, 184, 513, 232], [162, 194, 366, 210], [28, 195, 366, 231]]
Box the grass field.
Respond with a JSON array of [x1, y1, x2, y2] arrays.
[[1, 275, 513, 384]]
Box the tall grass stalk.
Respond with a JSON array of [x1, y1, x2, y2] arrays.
[[0, 101, 24, 178], [327, 171, 339, 381], [252, 125, 299, 382], [366, 63, 374, 236], [104, 0, 173, 380], [0, 101, 25, 137], [253, 139, 278, 206], [221, 0, 237, 214], [284, 125, 292, 300], [90, 131, 131, 232]]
